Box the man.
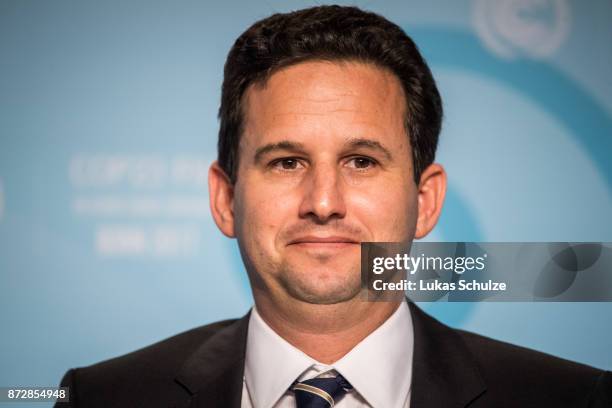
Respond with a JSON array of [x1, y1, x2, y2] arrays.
[[56, 5, 611, 407]]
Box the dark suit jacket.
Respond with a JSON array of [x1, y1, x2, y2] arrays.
[[55, 303, 611, 407]]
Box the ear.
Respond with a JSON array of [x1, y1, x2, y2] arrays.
[[208, 161, 236, 238], [414, 163, 447, 239]]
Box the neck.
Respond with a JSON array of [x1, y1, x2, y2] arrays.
[[253, 290, 401, 364]]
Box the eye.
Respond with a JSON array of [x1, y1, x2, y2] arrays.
[[347, 156, 377, 169], [271, 158, 303, 171]]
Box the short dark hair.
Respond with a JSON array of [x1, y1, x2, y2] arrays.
[[218, 5, 442, 184]]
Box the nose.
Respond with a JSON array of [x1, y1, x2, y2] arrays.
[[298, 163, 347, 223]]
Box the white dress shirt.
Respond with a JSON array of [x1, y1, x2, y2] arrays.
[[241, 300, 413, 408]]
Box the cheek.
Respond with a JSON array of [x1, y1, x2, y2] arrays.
[[348, 180, 418, 241], [234, 181, 297, 248]]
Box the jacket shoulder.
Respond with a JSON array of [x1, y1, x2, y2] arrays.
[[56, 319, 239, 407], [455, 328, 610, 406], [83, 318, 236, 373]]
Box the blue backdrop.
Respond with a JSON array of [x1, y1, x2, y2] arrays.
[[1, 1, 611, 405]]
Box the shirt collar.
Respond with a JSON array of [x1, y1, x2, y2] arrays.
[[244, 306, 317, 408], [244, 301, 413, 408], [334, 300, 413, 408]]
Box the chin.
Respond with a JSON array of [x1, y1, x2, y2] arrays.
[[278, 265, 362, 305]]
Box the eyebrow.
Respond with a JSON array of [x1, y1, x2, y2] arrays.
[[344, 137, 393, 161], [254, 141, 307, 164], [252, 137, 394, 163]]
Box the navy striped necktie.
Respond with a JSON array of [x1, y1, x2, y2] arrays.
[[292, 374, 353, 407]]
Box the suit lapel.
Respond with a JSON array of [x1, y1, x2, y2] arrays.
[[408, 302, 487, 407], [174, 312, 250, 408], [173, 303, 487, 408]]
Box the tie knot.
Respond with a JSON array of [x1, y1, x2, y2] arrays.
[[292, 374, 353, 407]]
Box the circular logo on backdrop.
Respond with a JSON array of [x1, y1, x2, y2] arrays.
[[473, 0, 571, 60]]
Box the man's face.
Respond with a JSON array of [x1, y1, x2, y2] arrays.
[[230, 61, 419, 305]]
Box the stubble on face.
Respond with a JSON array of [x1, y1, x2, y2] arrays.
[[234, 60, 417, 307], [275, 219, 365, 304]]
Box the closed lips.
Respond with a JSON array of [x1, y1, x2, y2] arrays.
[[288, 236, 359, 245]]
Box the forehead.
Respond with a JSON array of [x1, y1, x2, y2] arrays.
[[241, 60, 408, 150]]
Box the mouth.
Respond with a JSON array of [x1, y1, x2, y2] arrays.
[[287, 236, 360, 249]]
